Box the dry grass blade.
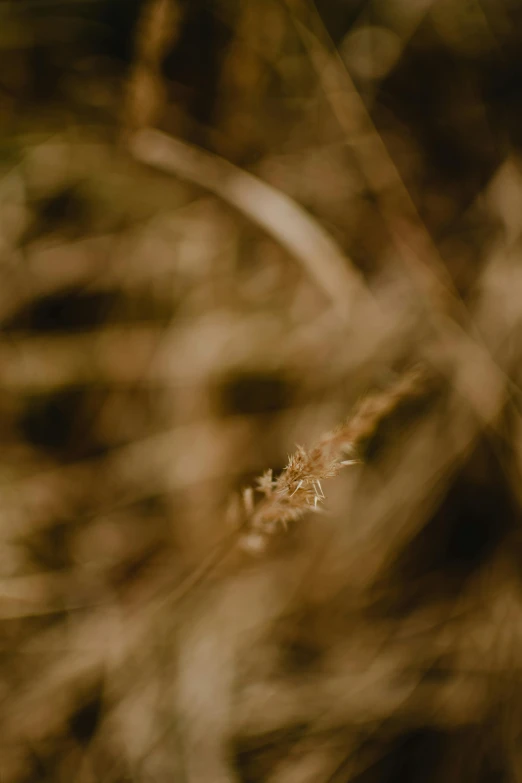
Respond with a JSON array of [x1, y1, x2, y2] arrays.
[[285, 0, 460, 309], [123, 0, 181, 134], [129, 128, 368, 321]]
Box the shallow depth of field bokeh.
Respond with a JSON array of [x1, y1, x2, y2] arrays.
[[1, 1, 522, 781]]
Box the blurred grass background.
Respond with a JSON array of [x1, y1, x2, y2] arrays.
[[1, 1, 522, 781]]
